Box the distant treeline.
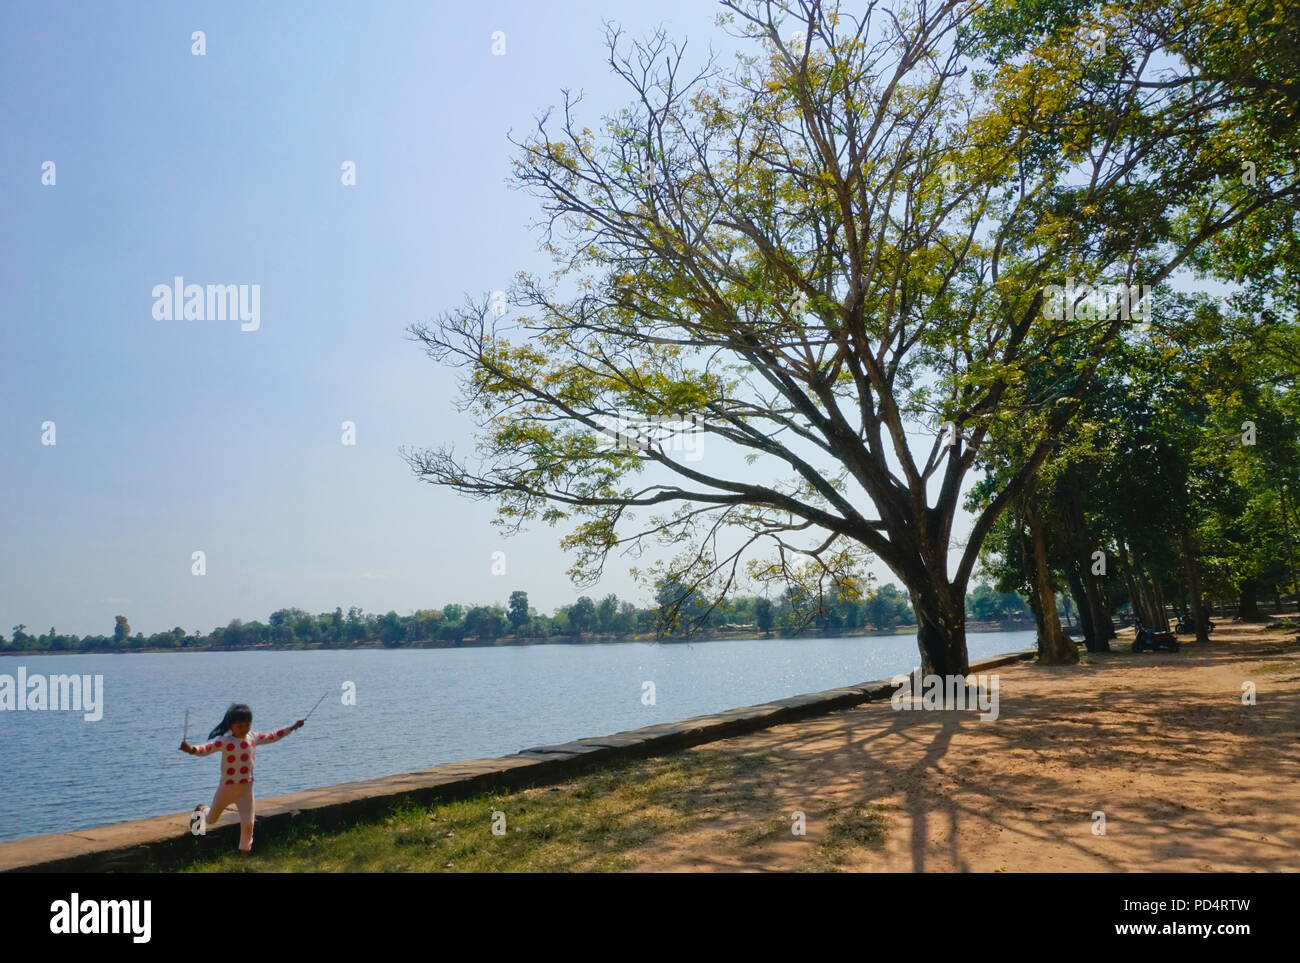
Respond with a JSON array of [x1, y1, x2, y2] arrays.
[[4, 583, 1035, 653]]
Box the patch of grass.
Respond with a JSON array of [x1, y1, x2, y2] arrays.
[[825, 803, 889, 847], [726, 817, 790, 848], [159, 747, 785, 873], [797, 803, 889, 872], [1251, 662, 1293, 674]]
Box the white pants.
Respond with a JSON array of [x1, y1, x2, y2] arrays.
[[200, 781, 255, 851]]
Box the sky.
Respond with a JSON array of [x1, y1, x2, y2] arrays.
[[1, 0, 984, 639]]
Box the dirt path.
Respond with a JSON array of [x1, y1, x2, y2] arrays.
[[627, 621, 1300, 872]]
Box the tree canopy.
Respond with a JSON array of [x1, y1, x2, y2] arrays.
[[407, 0, 1300, 674]]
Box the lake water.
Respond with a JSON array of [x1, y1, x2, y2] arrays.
[[0, 630, 1034, 842]]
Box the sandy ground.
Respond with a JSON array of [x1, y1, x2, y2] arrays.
[[629, 620, 1300, 872]]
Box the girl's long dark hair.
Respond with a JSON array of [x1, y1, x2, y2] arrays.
[[207, 703, 252, 740]]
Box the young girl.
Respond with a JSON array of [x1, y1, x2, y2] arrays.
[[179, 703, 304, 857]]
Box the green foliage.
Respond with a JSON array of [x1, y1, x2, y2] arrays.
[[966, 584, 1032, 622], [507, 591, 530, 635], [402, 0, 1300, 675]]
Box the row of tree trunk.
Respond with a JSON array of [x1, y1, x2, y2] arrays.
[[1017, 485, 1224, 662]]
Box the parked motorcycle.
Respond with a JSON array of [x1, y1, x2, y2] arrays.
[[1175, 615, 1215, 635], [1132, 621, 1181, 653]]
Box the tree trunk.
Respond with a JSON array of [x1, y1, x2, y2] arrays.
[[1067, 565, 1099, 652], [1088, 570, 1114, 648], [1279, 484, 1298, 602], [1133, 570, 1161, 628], [1149, 579, 1166, 629], [1020, 512, 1049, 641], [1059, 478, 1112, 647], [912, 584, 969, 677], [1088, 568, 1115, 642], [1154, 581, 1169, 631], [1120, 538, 1159, 629], [1122, 567, 1145, 625], [1117, 538, 1145, 628], [1026, 503, 1078, 665], [1237, 576, 1263, 621], [1026, 569, 1046, 639], [1180, 530, 1210, 644]]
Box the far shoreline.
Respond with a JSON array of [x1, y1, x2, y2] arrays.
[[0, 621, 1040, 657]]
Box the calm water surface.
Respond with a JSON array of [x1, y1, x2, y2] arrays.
[[0, 630, 1033, 841]]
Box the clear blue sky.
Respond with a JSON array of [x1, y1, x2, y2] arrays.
[[1, 0, 747, 637]]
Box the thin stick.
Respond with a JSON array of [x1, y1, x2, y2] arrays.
[[182, 709, 190, 743], [303, 690, 330, 721]]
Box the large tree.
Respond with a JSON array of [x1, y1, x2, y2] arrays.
[[408, 0, 1299, 674], [508, 590, 531, 636]]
